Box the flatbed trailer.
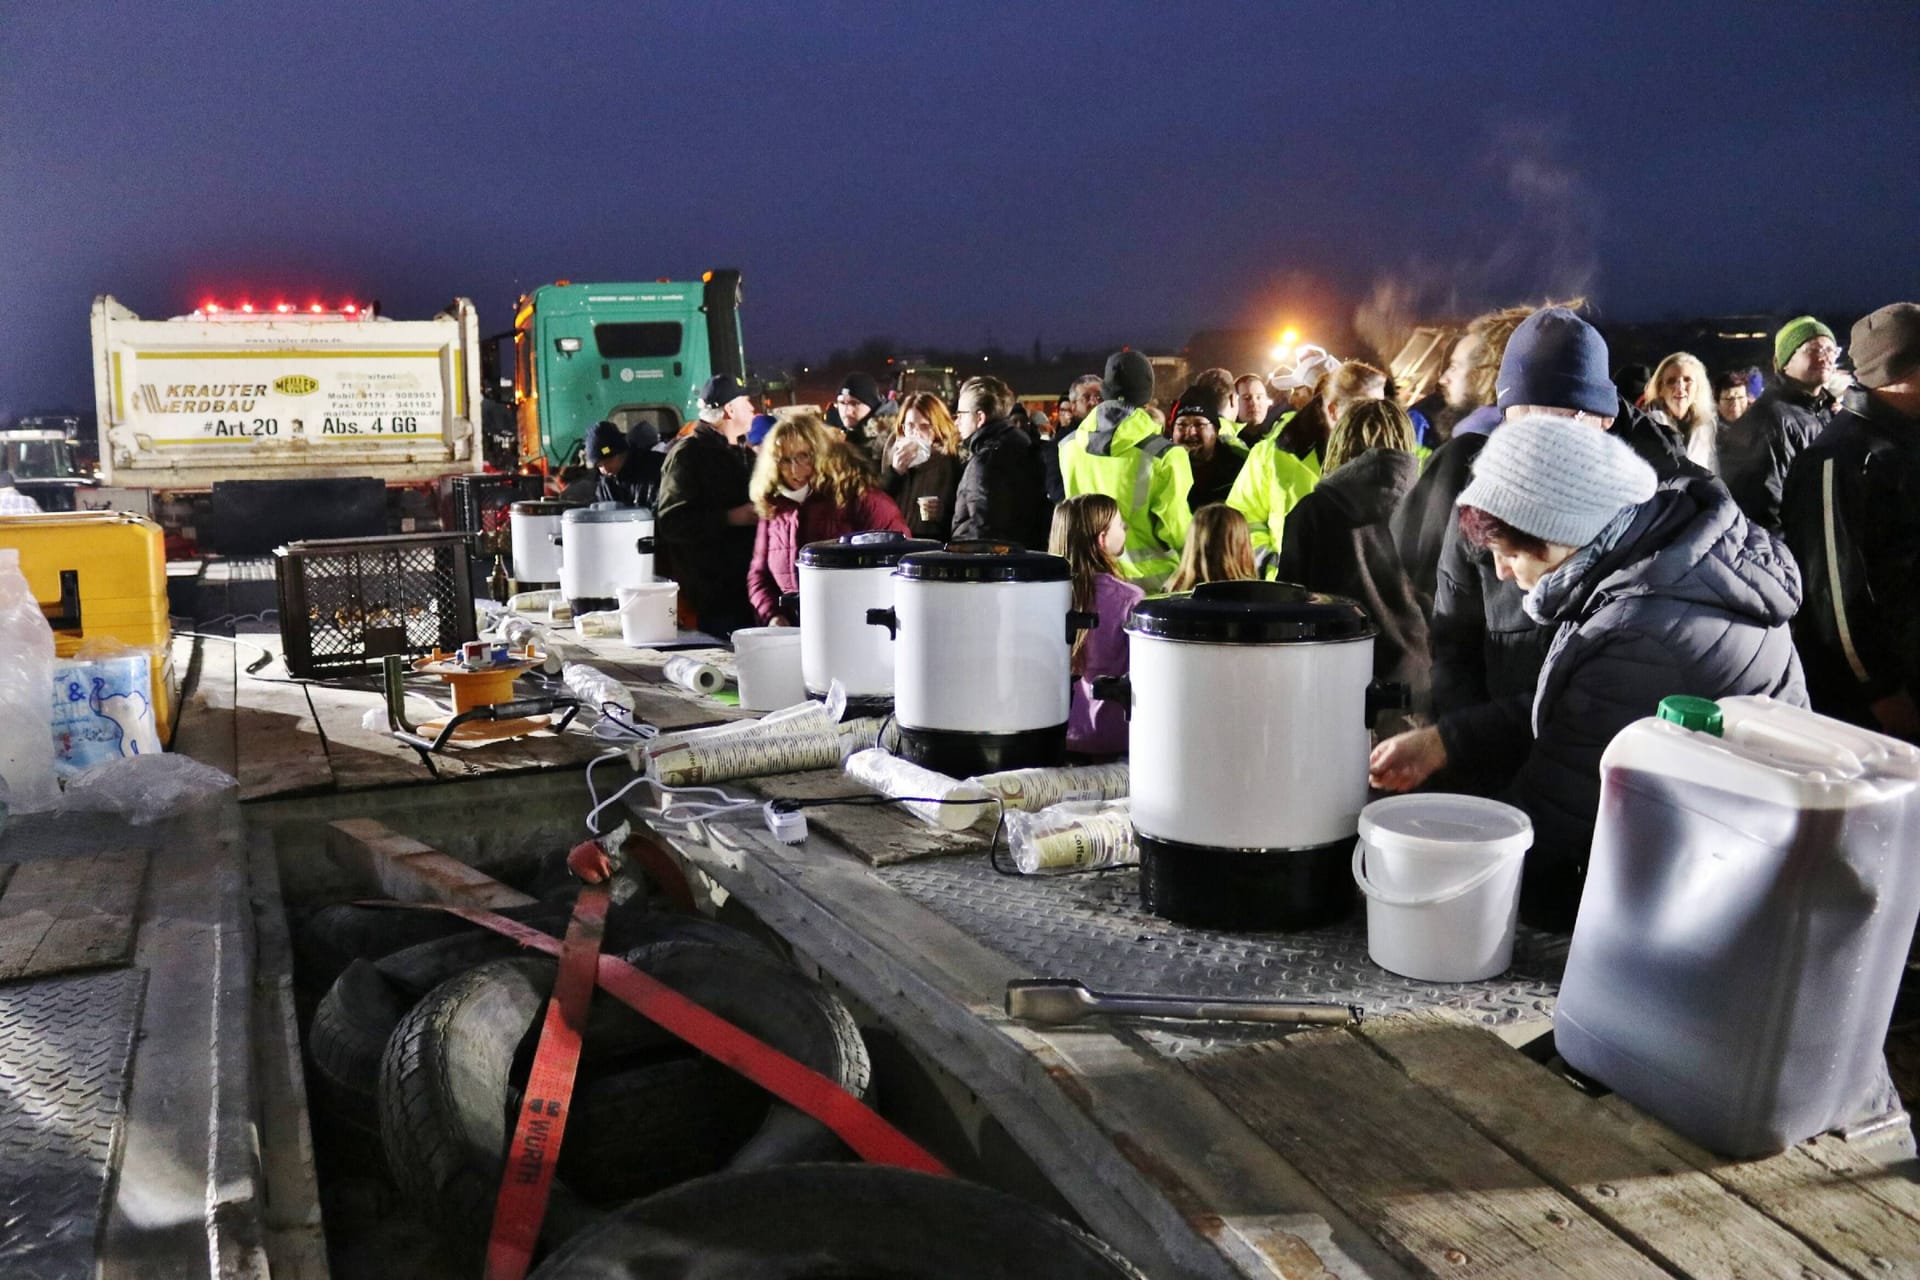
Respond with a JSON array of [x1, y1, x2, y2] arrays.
[[4, 619, 1916, 1278]]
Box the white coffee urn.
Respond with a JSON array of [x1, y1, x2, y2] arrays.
[[559, 503, 655, 614], [868, 543, 1093, 776], [1124, 581, 1384, 930], [796, 533, 941, 706], [509, 499, 578, 588]]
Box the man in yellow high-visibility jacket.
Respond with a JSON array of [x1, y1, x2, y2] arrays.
[[1059, 350, 1193, 590]]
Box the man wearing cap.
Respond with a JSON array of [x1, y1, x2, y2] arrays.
[[1057, 350, 1194, 590], [654, 375, 759, 637], [585, 419, 662, 508], [1424, 307, 1703, 794], [1375, 414, 1803, 928], [1782, 303, 1920, 742], [833, 372, 886, 456], [1168, 394, 1248, 512], [1723, 316, 1840, 532]]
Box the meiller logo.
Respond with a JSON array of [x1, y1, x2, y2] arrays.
[[273, 374, 319, 395]]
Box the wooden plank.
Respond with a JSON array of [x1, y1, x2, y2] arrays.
[[297, 677, 437, 791], [0, 849, 148, 980], [1358, 1013, 1852, 1280], [324, 818, 535, 909], [742, 767, 990, 865], [694, 821, 1411, 1280], [1187, 1030, 1669, 1279], [1597, 1095, 1920, 1279], [170, 633, 237, 776], [234, 640, 335, 800]]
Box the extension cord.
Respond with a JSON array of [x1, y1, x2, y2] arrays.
[[763, 801, 808, 844]]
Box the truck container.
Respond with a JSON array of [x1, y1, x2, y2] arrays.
[[496, 271, 744, 470], [91, 295, 483, 553]]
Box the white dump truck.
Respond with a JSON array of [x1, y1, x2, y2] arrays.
[[90, 295, 484, 546]]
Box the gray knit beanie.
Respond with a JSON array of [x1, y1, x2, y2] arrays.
[[1456, 415, 1656, 547]]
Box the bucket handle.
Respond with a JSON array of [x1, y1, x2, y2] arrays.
[[1352, 841, 1516, 908]]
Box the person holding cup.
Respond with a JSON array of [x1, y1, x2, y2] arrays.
[[882, 391, 964, 543]]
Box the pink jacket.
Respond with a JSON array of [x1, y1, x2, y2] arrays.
[[748, 487, 910, 623]]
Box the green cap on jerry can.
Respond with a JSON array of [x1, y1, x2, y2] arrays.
[[1658, 695, 1723, 736]]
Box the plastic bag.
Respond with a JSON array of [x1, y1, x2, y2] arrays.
[[0, 548, 59, 812], [1006, 799, 1135, 875], [52, 637, 163, 776], [57, 753, 237, 825]]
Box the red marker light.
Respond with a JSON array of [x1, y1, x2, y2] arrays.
[[241, 303, 254, 313], [205, 302, 221, 314], [275, 302, 291, 314], [343, 303, 358, 314], [309, 302, 323, 313]]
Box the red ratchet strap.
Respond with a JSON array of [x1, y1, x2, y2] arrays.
[[483, 880, 608, 1280], [366, 896, 949, 1178]]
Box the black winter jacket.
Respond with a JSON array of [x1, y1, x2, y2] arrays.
[[1391, 429, 1484, 622], [1429, 402, 1713, 791], [1511, 476, 1805, 929], [1780, 386, 1920, 735], [1275, 449, 1430, 708], [951, 417, 1052, 548], [1722, 379, 1834, 533], [653, 425, 758, 636]]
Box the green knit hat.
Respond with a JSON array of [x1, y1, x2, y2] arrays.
[[1773, 315, 1835, 371]]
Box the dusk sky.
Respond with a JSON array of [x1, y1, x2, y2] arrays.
[[5, 1, 1918, 414]]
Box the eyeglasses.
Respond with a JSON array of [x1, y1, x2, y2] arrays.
[[778, 451, 815, 465], [954, 404, 979, 417]]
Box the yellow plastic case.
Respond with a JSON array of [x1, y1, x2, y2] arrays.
[[0, 511, 178, 741]]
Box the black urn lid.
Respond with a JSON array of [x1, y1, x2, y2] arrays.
[[797, 532, 944, 570], [895, 541, 1071, 584], [1126, 580, 1374, 644]]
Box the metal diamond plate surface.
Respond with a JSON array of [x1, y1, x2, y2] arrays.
[[880, 858, 1567, 1054], [0, 968, 147, 1280]]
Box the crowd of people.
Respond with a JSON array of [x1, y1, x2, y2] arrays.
[[575, 299, 1920, 932]]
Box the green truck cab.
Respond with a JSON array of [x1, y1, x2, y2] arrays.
[[493, 271, 745, 470]]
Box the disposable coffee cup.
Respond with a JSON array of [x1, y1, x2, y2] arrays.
[[916, 495, 942, 522]]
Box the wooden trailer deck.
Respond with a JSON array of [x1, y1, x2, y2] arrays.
[[71, 625, 1920, 1278]]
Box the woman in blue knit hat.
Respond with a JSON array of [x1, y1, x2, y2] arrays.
[[1371, 415, 1807, 930]]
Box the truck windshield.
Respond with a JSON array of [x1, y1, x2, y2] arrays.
[[594, 323, 682, 359], [3, 439, 74, 479]]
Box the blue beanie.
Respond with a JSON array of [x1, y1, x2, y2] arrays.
[[1494, 308, 1616, 417], [586, 420, 628, 461]]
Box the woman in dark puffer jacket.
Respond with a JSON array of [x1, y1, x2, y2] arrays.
[[1370, 416, 1806, 930]]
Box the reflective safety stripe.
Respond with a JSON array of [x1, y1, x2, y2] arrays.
[[1822, 459, 1871, 683], [1131, 448, 1154, 515]]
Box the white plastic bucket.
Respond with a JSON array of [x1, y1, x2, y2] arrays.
[[617, 583, 678, 646], [1352, 794, 1533, 982], [733, 627, 806, 711]]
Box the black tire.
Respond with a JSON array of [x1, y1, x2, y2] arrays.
[[554, 1059, 764, 1206], [378, 944, 869, 1249], [527, 1164, 1147, 1279], [309, 959, 409, 1138], [374, 910, 766, 1002], [295, 899, 567, 989]]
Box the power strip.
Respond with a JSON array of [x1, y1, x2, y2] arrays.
[[763, 800, 808, 844]]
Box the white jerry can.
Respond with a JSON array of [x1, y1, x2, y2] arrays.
[[1555, 694, 1920, 1158]]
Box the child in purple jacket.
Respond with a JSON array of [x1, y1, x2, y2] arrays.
[[1049, 493, 1144, 757]]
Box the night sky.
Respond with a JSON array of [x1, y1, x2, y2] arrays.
[[5, 1, 1918, 415]]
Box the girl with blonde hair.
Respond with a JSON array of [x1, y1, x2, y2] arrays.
[[746, 407, 909, 625], [1166, 504, 1257, 592], [1048, 493, 1143, 757], [1275, 400, 1430, 709]]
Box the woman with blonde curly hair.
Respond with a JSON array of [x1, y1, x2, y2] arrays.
[[881, 392, 964, 542], [1643, 352, 1721, 472], [1165, 504, 1257, 592], [746, 407, 909, 625]]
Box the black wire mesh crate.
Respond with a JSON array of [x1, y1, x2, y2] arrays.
[[445, 473, 544, 557], [274, 533, 477, 678]]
